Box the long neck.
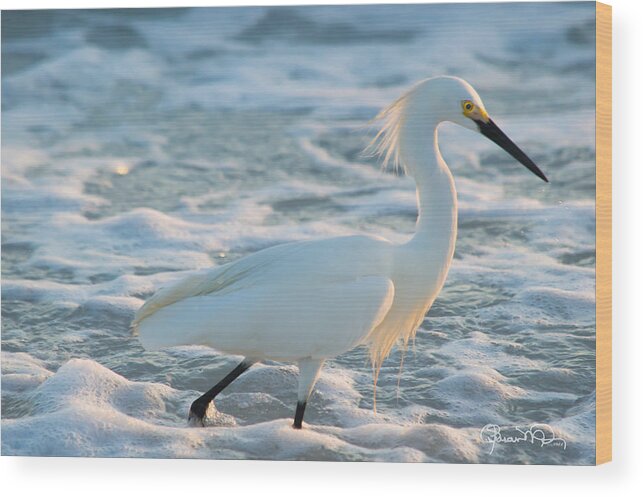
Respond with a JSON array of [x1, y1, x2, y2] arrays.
[[401, 120, 458, 254]]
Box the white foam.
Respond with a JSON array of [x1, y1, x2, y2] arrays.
[[1, 352, 53, 394], [1, 358, 481, 461]]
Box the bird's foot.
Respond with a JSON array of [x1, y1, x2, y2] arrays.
[[188, 399, 210, 428], [187, 399, 236, 427], [292, 401, 306, 430]]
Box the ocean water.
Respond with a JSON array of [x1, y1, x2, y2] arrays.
[[1, 3, 596, 464]]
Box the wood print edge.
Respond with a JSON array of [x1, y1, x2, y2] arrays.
[[595, 0, 612, 465]]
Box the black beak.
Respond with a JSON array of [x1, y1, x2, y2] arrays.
[[476, 118, 548, 183]]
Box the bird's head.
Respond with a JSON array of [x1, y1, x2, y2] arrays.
[[437, 76, 548, 182], [372, 76, 548, 182]]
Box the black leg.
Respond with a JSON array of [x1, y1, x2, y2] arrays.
[[293, 401, 306, 429], [188, 359, 254, 426]]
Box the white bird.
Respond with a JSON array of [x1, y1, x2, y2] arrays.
[[132, 76, 548, 429]]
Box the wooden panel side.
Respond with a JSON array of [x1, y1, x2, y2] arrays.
[[595, 1, 612, 465]]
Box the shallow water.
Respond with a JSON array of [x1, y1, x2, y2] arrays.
[[2, 3, 596, 463]]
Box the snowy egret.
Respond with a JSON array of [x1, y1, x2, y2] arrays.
[[132, 76, 548, 429]]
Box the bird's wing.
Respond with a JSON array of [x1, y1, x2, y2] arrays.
[[136, 273, 395, 360], [132, 236, 396, 359], [132, 240, 310, 333]]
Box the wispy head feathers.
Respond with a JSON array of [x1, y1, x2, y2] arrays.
[[364, 92, 410, 175]]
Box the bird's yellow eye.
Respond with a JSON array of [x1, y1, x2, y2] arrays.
[[462, 100, 475, 114]]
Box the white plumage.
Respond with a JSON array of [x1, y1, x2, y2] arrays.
[[132, 76, 547, 428], [134, 237, 396, 361]]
